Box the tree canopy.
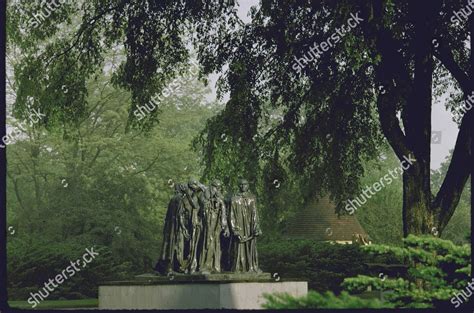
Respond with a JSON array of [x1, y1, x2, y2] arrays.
[[7, 0, 472, 235]]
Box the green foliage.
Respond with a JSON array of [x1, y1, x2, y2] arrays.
[[355, 145, 403, 245], [7, 0, 238, 130], [350, 147, 470, 245], [258, 238, 401, 293], [342, 235, 471, 308], [262, 236, 471, 309], [194, 1, 387, 213], [9, 299, 98, 310], [263, 291, 394, 309], [7, 239, 130, 300]]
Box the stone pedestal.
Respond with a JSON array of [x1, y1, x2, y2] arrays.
[[99, 273, 307, 310]]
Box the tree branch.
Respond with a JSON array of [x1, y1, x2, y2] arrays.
[[7, 172, 27, 212], [433, 13, 473, 231], [370, 9, 412, 160], [434, 42, 470, 93], [376, 94, 412, 160], [44, 4, 121, 68], [131, 155, 161, 176], [433, 109, 472, 230]]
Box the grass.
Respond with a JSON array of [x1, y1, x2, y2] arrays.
[[8, 298, 98, 310]]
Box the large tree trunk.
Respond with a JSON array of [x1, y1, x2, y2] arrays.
[[400, 0, 438, 236], [402, 164, 435, 235], [369, 0, 471, 236]]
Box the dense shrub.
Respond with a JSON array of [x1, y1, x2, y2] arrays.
[[264, 291, 394, 309], [343, 235, 471, 308], [259, 238, 402, 293], [262, 236, 471, 309], [8, 238, 132, 300]]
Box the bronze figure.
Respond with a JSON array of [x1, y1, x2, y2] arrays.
[[182, 179, 204, 273], [155, 183, 189, 274], [199, 180, 230, 273], [155, 177, 263, 275], [229, 179, 262, 272]]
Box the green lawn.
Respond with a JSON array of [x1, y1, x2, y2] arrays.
[[8, 299, 98, 310]]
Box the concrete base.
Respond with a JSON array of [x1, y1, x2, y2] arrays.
[[99, 275, 307, 309]]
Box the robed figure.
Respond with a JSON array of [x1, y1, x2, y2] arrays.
[[220, 192, 233, 271], [229, 179, 262, 272], [180, 179, 204, 273], [154, 183, 189, 274], [199, 180, 230, 273]]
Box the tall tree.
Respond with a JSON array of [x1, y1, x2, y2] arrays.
[[364, 0, 472, 235]]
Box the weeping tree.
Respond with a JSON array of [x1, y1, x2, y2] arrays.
[[7, 0, 471, 236], [194, 0, 472, 236]]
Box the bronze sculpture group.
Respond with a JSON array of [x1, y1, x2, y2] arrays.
[[155, 178, 262, 274]]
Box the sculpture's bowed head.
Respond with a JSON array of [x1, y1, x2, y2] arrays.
[[174, 183, 187, 194], [188, 178, 200, 191], [210, 179, 223, 196], [211, 179, 222, 188]]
